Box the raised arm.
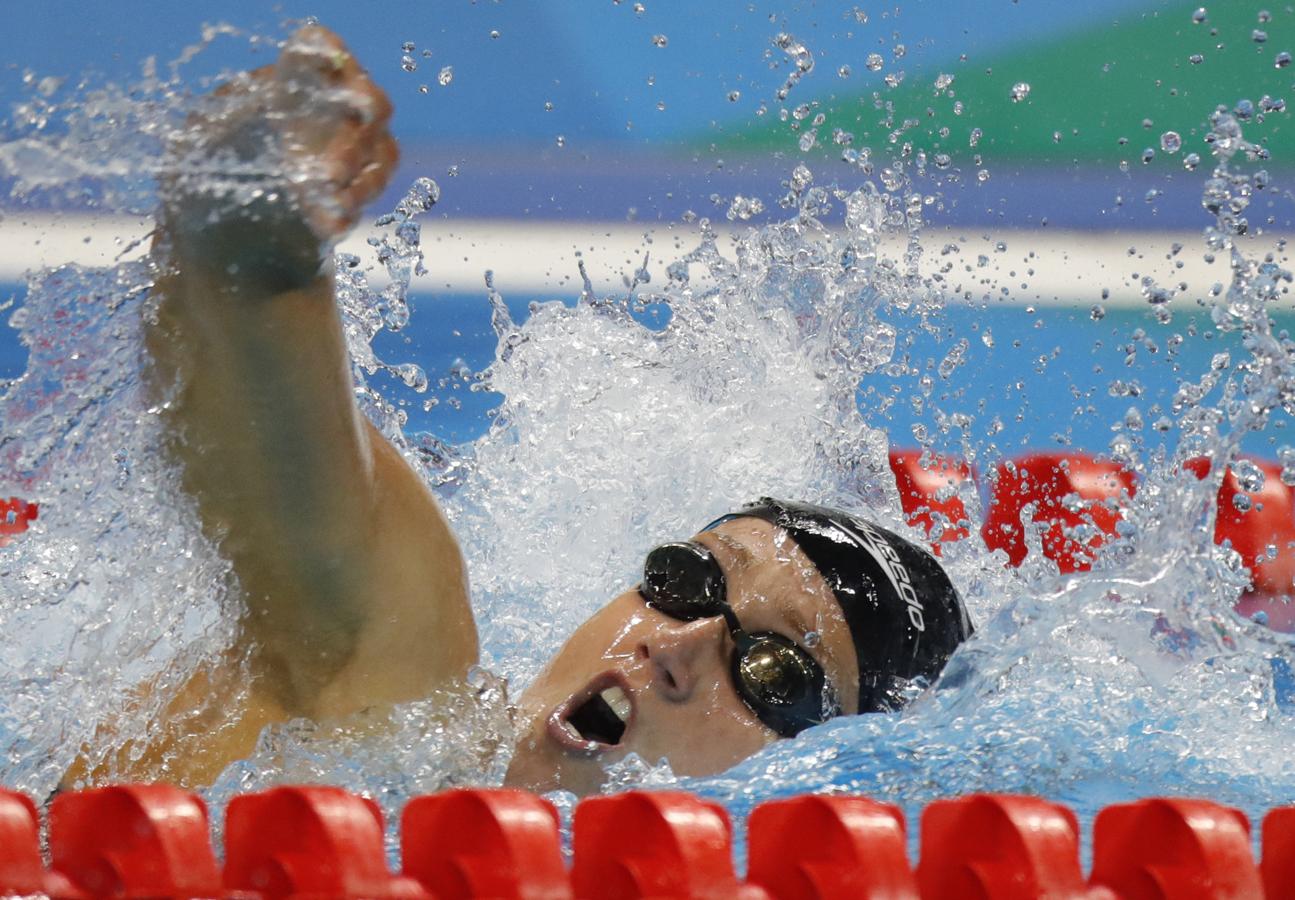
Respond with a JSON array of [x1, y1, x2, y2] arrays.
[[146, 28, 477, 731]]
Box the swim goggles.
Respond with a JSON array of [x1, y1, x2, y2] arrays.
[[640, 540, 840, 737]]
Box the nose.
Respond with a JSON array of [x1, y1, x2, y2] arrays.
[[637, 614, 729, 702]]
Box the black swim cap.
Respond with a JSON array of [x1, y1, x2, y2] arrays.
[[721, 498, 972, 714]]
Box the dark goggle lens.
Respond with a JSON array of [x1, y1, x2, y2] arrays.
[[642, 542, 725, 619], [735, 637, 816, 707]]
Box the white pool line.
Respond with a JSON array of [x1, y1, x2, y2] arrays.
[[0, 213, 1288, 309]]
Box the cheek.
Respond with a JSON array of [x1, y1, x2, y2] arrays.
[[632, 680, 778, 778], [517, 596, 646, 709]]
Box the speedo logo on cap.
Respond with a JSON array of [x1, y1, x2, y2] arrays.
[[842, 518, 926, 632]]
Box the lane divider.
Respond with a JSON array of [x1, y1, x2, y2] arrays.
[[3, 785, 1292, 898], [889, 450, 1295, 630]]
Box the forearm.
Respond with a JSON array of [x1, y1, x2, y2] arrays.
[[147, 256, 380, 701]]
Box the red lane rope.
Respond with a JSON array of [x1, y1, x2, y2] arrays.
[[4, 785, 1288, 899]]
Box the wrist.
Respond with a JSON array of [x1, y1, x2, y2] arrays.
[[159, 181, 330, 295]]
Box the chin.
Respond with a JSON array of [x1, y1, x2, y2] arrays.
[[502, 739, 607, 796]]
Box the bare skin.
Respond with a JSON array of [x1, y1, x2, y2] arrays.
[[67, 26, 860, 793]]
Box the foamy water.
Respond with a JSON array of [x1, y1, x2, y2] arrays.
[[0, 18, 1293, 856]]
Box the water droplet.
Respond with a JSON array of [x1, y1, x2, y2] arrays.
[[1189, 53, 1205, 65], [544, 100, 554, 111], [401, 55, 417, 73], [437, 65, 454, 86], [490, 29, 501, 39], [976, 169, 990, 183], [933, 153, 952, 169], [726, 195, 764, 221], [555, 134, 566, 147], [1192, 7, 1207, 23], [418, 84, 429, 94], [1141, 147, 1156, 163], [865, 53, 884, 71], [969, 127, 983, 148], [1010, 82, 1031, 102], [935, 73, 954, 91], [1160, 131, 1182, 153], [633, 1, 645, 12], [402, 41, 416, 52], [651, 34, 669, 48], [838, 65, 851, 78], [1091, 304, 1107, 320], [1259, 9, 1273, 22], [1276, 51, 1292, 68], [656, 100, 667, 111], [1253, 29, 1268, 43], [1184, 152, 1201, 170]]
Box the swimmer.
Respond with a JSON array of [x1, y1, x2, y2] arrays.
[[71, 26, 972, 795]]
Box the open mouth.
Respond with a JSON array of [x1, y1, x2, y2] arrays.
[[550, 678, 634, 751]]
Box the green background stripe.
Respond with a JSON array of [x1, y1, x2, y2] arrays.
[[714, 2, 1295, 167]]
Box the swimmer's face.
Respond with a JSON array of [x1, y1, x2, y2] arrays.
[[504, 516, 860, 796]]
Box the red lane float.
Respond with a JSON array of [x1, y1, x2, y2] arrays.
[[888, 450, 974, 550], [916, 793, 1095, 900], [571, 791, 763, 900], [746, 795, 915, 899], [1186, 457, 1295, 631], [0, 497, 36, 547], [49, 784, 221, 899], [1090, 798, 1262, 900], [401, 788, 571, 900], [225, 785, 427, 899], [1263, 807, 1295, 900], [0, 788, 72, 898], [980, 453, 1136, 573]]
